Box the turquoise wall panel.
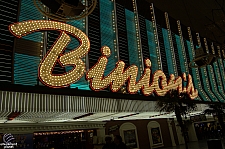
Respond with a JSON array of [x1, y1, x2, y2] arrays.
[[100, 0, 117, 76], [14, 53, 39, 86], [125, 9, 141, 80], [162, 28, 174, 75], [145, 20, 158, 72], [19, 0, 42, 42]]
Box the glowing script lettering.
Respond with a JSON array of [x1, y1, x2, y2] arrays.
[[9, 20, 198, 99], [9, 20, 90, 87], [86, 47, 198, 99]]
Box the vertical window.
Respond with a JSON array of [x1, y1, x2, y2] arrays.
[[147, 121, 164, 148], [119, 122, 139, 149]]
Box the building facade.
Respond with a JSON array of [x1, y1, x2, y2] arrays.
[[1, 0, 225, 102], [0, 0, 225, 148]]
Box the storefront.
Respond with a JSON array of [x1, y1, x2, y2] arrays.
[[104, 119, 177, 149]]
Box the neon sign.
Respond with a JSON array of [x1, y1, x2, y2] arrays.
[[9, 20, 198, 99]]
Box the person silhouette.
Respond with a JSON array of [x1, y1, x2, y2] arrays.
[[113, 135, 127, 149], [102, 136, 114, 149]]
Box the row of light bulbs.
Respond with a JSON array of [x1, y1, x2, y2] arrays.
[[132, 0, 144, 74], [34, 130, 84, 136], [164, 12, 178, 76], [111, 1, 119, 61], [177, 20, 189, 74], [150, 4, 162, 70]]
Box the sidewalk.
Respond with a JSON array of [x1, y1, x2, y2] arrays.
[[162, 139, 225, 149]]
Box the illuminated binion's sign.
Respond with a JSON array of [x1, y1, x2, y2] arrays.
[[9, 20, 198, 99]]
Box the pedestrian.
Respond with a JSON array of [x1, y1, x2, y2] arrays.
[[113, 135, 127, 149], [102, 136, 114, 149]]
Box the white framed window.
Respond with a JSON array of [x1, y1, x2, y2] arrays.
[[119, 122, 139, 149], [147, 121, 164, 148]]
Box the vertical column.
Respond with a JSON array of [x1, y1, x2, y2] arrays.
[[100, 0, 118, 75], [39, 14, 47, 86], [187, 27, 210, 101], [145, 19, 158, 72], [222, 48, 225, 79], [112, 0, 120, 61], [196, 33, 218, 102], [167, 119, 176, 147], [88, 0, 101, 68], [153, 8, 169, 76], [42, 8, 48, 58], [204, 39, 224, 102], [164, 12, 178, 76], [125, 8, 142, 79], [132, 0, 144, 72], [149, 4, 162, 70], [170, 31, 182, 76], [174, 121, 185, 145], [183, 27, 195, 75], [115, 3, 129, 67], [176, 20, 189, 75], [187, 123, 198, 141], [138, 15, 150, 61], [153, 7, 173, 77], [85, 0, 89, 70], [160, 26, 171, 76], [97, 128, 106, 144], [82, 0, 88, 68]]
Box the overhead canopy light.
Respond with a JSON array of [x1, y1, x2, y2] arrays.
[[7, 111, 21, 121], [73, 113, 94, 120], [40, 0, 61, 14], [189, 47, 219, 68], [40, 0, 85, 17], [34, 0, 97, 21]]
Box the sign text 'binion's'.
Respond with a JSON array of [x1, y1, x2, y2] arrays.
[[9, 20, 198, 99]]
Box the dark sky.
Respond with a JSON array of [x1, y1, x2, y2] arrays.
[[145, 0, 225, 45]]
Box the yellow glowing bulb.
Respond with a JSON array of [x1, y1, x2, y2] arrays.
[[9, 20, 90, 88]]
